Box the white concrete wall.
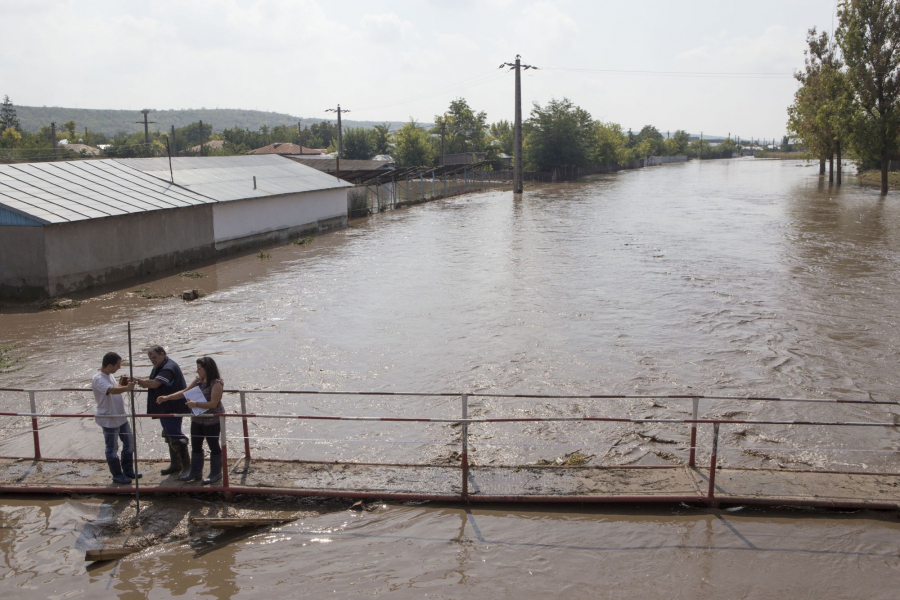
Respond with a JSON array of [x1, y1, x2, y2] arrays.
[[212, 188, 347, 245]]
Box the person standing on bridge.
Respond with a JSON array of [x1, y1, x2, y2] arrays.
[[133, 345, 189, 477], [158, 356, 226, 485], [92, 352, 140, 485]]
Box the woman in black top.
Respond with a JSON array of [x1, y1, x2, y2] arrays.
[[159, 356, 226, 484]]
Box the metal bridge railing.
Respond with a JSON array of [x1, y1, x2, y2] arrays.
[[1, 388, 898, 503]]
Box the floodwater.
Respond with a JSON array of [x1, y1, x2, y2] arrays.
[[2, 158, 900, 597]]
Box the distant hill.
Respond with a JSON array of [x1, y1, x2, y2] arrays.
[[13, 106, 417, 136]]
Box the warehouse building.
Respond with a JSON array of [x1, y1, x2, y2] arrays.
[[0, 155, 351, 298]]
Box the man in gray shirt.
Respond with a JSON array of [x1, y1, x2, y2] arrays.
[[91, 352, 140, 484]]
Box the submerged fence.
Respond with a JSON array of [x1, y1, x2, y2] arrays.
[[350, 170, 506, 217], [1, 387, 898, 504]]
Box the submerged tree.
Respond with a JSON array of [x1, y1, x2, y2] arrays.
[[524, 97, 593, 171], [837, 0, 900, 194]]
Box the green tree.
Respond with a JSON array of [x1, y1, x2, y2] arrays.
[[634, 125, 665, 156], [342, 127, 375, 159], [837, 0, 900, 194], [489, 120, 513, 155], [433, 98, 488, 154], [393, 120, 435, 167], [63, 120, 77, 141], [589, 121, 626, 164], [372, 123, 392, 155], [0, 95, 18, 131], [524, 97, 593, 171]]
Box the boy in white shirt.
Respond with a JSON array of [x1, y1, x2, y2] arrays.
[[91, 352, 141, 484]]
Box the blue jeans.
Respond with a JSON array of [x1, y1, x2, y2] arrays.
[[102, 422, 134, 467], [159, 416, 187, 442]]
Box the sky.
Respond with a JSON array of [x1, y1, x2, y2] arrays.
[[0, 0, 842, 138]]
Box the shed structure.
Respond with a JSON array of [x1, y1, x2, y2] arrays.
[[0, 155, 351, 298]]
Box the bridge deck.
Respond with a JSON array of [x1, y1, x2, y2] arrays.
[[1, 457, 898, 510]]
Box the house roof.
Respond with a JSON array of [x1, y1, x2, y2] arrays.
[[115, 155, 351, 202], [247, 142, 325, 155], [0, 155, 350, 225], [0, 159, 213, 224]]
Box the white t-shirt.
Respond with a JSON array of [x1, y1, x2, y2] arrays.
[[91, 371, 127, 428]]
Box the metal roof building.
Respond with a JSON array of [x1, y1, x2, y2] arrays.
[[0, 156, 351, 299]]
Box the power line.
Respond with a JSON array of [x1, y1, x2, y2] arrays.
[[542, 67, 795, 78]]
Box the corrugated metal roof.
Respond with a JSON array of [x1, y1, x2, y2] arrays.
[[116, 155, 351, 202], [0, 159, 214, 224]]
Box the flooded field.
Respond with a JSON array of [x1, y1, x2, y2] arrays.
[[2, 158, 900, 597]]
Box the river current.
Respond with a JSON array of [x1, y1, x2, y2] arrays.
[[1, 158, 899, 598]]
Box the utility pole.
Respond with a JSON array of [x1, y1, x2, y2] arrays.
[[135, 109, 155, 146], [699, 132, 703, 160], [199, 120, 204, 156], [500, 55, 537, 194], [298, 121, 303, 154], [51, 122, 57, 159], [325, 104, 350, 177], [170, 125, 177, 155]]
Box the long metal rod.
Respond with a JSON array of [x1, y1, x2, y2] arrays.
[[28, 391, 41, 459], [5, 411, 900, 428], [461, 393, 469, 502], [689, 397, 699, 467], [240, 391, 251, 461], [707, 423, 720, 505], [127, 322, 141, 515], [2, 387, 888, 405]]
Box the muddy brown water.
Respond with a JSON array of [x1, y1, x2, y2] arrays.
[[2, 158, 900, 597]]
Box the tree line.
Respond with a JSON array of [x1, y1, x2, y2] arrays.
[[788, 0, 900, 194], [2, 93, 706, 171]]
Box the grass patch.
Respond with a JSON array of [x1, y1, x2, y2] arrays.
[[0, 343, 22, 373], [754, 151, 814, 160], [130, 287, 172, 300], [179, 270, 205, 279], [535, 450, 595, 467], [858, 170, 900, 188], [293, 236, 315, 246]]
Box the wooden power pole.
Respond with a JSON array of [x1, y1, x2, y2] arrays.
[[135, 109, 155, 146], [500, 55, 537, 194], [325, 104, 350, 177], [50, 122, 57, 159]]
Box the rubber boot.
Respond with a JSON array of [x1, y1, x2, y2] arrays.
[[160, 438, 182, 475], [107, 457, 132, 484], [175, 439, 191, 476], [203, 454, 223, 485], [122, 454, 142, 480], [179, 453, 204, 482]]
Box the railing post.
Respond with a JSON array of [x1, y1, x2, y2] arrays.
[[707, 423, 719, 506], [28, 391, 41, 459], [240, 391, 251, 461], [689, 397, 699, 467], [220, 414, 231, 495], [461, 393, 469, 502]]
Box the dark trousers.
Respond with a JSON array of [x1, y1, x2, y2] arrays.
[[190, 420, 221, 456], [159, 416, 187, 442]]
